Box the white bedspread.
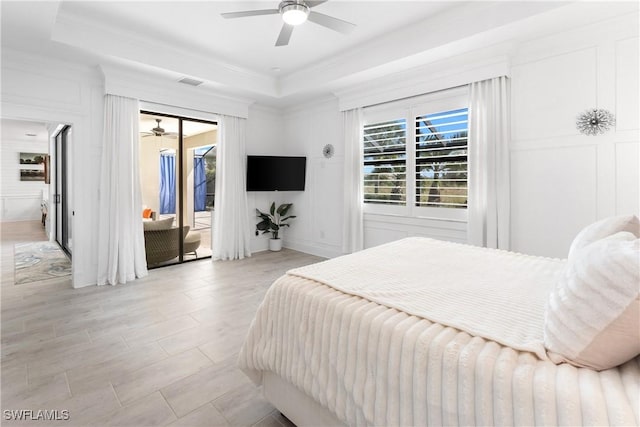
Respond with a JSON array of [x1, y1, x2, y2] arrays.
[[290, 237, 562, 359], [239, 238, 640, 426]]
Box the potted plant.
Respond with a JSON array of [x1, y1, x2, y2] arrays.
[[256, 202, 296, 252]]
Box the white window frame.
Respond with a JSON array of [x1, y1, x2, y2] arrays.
[[362, 87, 469, 222], [362, 105, 410, 217]]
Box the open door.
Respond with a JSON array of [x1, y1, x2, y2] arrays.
[[54, 125, 72, 257]]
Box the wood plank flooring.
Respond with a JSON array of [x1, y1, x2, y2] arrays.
[[1, 221, 322, 426]]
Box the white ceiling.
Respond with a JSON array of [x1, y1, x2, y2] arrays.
[[1, 119, 50, 143], [3, 1, 634, 108], [57, 1, 460, 76]]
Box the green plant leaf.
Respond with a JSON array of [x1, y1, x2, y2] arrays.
[[280, 215, 296, 221], [277, 203, 292, 216], [256, 220, 270, 231], [270, 202, 276, 216]]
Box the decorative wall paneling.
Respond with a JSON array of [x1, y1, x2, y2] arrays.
[[1, 49, 104, 287], [509, 13, 639, 257]]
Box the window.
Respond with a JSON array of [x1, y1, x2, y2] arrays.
[[415, 108, 468, 209], [362, 87, 469, 220], [363, 119, 407, 205]]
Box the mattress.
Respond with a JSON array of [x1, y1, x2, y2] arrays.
[[238, 238, 640, 426]]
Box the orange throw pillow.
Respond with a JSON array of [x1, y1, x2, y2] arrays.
[[142, 208, 152, 219]]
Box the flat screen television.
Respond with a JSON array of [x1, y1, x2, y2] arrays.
[[246, 155, 306, 191]]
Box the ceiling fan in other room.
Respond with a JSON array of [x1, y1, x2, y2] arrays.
[[221, 0, 356, 47], [141, 119, 178, 139]]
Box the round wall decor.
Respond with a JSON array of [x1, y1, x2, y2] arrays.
[[322, 143, 334, 158], [576, 108, 616, 136]]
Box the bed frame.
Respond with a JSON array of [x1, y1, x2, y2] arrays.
[[263, 372, 347, 427]]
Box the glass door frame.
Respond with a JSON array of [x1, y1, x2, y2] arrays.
[[140, 110, 217, 267], [54, 125, 72, 258]]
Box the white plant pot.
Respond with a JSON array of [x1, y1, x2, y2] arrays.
[[269, 238, 283, 252]]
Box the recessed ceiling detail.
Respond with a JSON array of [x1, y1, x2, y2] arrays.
[[3, 1, 618, 108]]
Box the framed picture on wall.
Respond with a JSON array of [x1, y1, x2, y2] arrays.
[[44, 155, 50, 184], [20, 169, 45, 181], [19, 152, 46, 165]]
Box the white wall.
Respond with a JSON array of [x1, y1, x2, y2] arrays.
[[281, 98, 344, 258], [510, 12, 639, 257], [2, 49, 105, 287], [245, 104, 287, 253], [0, 136, 49, 222], [279, 97, 468, 258], [281, 9, 639, 259]]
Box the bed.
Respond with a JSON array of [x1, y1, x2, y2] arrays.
[[238, 237, 640, 426]]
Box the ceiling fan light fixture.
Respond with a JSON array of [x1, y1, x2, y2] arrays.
[[280, 3, 309, 26]]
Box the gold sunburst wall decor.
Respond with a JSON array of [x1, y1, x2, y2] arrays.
[[576, 108, 616, 136]]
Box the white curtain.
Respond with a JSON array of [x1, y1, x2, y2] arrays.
[[342, 108, 364, 253], [467, 76, 511, 249], [212, 115, 251, 260], [97, 95, 148, 285]]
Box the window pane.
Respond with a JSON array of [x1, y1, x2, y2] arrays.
[[363, 119, 406, 205], [415, 108, 468, 209]]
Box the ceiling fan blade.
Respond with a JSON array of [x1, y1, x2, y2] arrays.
[[221, 9, 279, 19], [275, 24, 294, 47], [306, 1, 328, 7], [308, 11, 356, 34]]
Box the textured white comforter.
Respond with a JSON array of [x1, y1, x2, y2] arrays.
[[239, 238, 640, 426]]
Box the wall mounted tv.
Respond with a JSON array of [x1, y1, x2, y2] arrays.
[[246, 155, 306, 191]]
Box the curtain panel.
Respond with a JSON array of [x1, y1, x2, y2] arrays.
[[468, 76, 511, 250], [97, 94, 148, 285], [194, 157, 207, 212], [159, 153, 176, 214], [212, 115, 251, 260], [342, 108, 364, 254]]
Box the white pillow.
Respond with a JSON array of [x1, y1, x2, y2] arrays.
[[568, 215, 639, 263], [143, 216, 174, 231], [545, 231, 640, 370]]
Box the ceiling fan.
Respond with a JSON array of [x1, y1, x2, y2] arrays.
[[141, 119, 178, 138], [221, 0, 356, 47]]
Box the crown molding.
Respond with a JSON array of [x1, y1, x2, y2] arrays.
[[278, 2, 561, 99], [2, 48, 104, 85], [100, 64, 254, 119], [334, 50, 510, 112], [52, 8, 278, 99]]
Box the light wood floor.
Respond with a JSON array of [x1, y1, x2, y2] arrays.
[[1, 221, 322, 427]]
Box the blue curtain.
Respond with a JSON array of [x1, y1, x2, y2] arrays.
[[159, 154, 176, 214], [194, 156, 207, 212]]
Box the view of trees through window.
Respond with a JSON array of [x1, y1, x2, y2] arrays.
[[363, 107, 468, 209], [415, 108, 468, 208], [194, 145, 216, 210], [363, 119, 407, 205]]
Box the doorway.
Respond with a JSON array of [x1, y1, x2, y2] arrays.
[[53, 125, 72, 256], [139, 111, 217, 268]]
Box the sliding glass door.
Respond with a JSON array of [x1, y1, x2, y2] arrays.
[[54, 125, 72, 256], [139, 112, 217, 268]]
